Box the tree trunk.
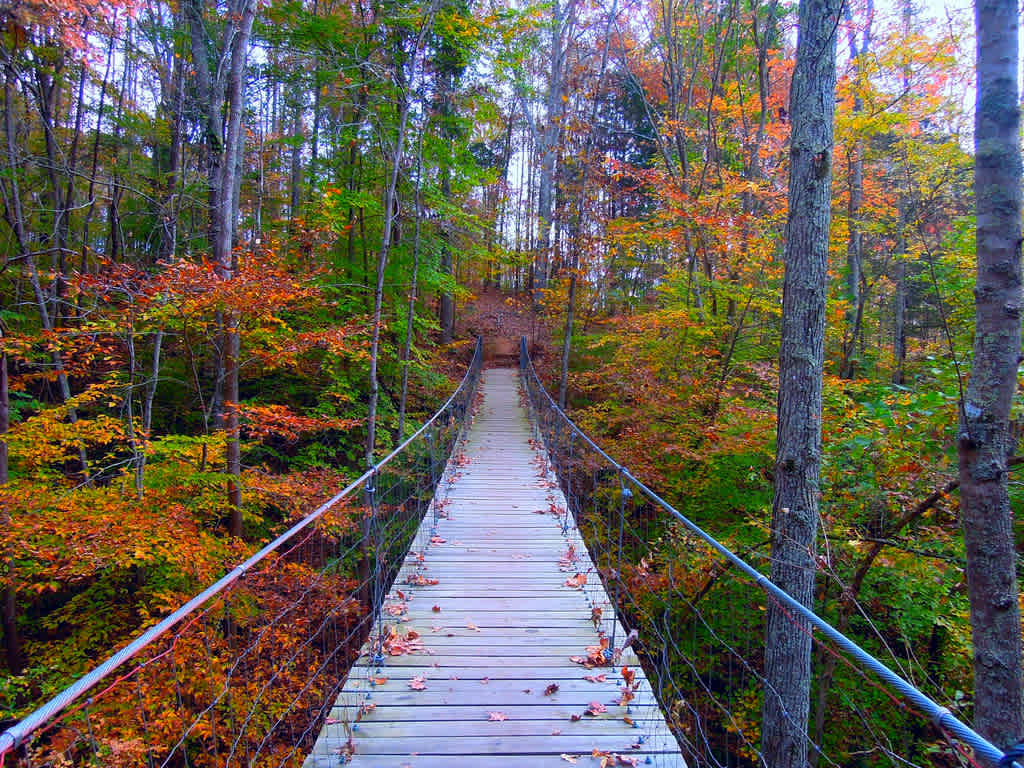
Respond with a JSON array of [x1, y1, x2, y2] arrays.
[[366, 2, 438, 467], [398, 135, 426, 440], [892, 254, 906, 386], [959, 0, 1023, 747], [188, 0, 255, 534], [761, 0, 840, 763], [0, 337, 22, 675], [838, 2, 870, 380]]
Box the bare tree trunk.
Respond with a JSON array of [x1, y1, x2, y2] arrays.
[[2, 66, 89, 480], [761, 0, 839, 763], [398, 134, 426, 439], [958, 0, 1023, 746], [892, 252, 907, 386], [0, 329, 22, 674], [366, 2, 438, 467], [838, 2, 871, 379]]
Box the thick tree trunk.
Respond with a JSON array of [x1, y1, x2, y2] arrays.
[[761, 0, 839, 763], [959, 0, 1023, 747]]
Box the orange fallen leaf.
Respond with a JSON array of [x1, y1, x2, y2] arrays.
[[583, 674, 607, 683], [621, 666, 636, 688], [565, 573, 587, 589], [430, 535, 446, 544], [488, 711, 509, 721], [623, 716, 635, 726], [544, 683, 560, 696], [408, 676, 427, 690], [371, 676, 388, 685], [584, 701, 607, 716], [467, 621, 481, 632]]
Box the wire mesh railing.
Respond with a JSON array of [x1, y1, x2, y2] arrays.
[[0, 337, 483, 768], [519, 336, 1012, 768]]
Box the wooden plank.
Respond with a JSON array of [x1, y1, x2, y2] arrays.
[[304, 753, 686, 768], [302, 369, 685, 767]]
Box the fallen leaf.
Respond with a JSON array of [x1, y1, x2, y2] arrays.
[[570, 714, 582, 722], [617, 756, 640, 766], [560, 755, 578, 765], [481, 677, 490, 685], [591, 606, 603, 629], [584, 701, 608, 716], [569, 655, 586, 664], [623, 716, 635, 726], [371, 676, 388, 685], [430, 535, 447, 544], [621, 666, 636, 689], [551, 729, 562, 735], [544, 683, 560, 696], [583, 674, 607, 683], [406, 574, 439, 586], [406, 630, 419, 640], [432, 605, 441, 612], [408, 676, 427, 690], [488, 711, 509, 721], [325, 717, 339, 725], [565, 573, 587, 589], [467, 621, 481, 632]]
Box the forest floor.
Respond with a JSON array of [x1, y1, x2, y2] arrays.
[[456, 285, 554, 367]]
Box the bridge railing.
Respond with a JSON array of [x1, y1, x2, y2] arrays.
[[0, 338, 483, 768], [520, 336, 1011, 768]]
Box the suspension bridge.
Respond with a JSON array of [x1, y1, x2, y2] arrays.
[[0, 339, 1015, 768]]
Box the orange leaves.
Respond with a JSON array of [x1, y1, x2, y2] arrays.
[[239, 403, 359, 443], [565, 572, 587, 589], [405, 574, 439, 586], [408, 676, 427, 690], [570, 636, 611, 668]]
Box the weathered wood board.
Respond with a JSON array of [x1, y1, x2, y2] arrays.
[[303, 368, 686, 767]]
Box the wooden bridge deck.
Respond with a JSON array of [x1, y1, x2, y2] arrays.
[[304, 368, 685, 767]]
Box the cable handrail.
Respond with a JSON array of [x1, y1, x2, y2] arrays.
[[519, 335, 1012, 768], [0, 336, 483, 761]]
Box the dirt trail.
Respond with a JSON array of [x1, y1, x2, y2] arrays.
[[457, 287, 550, 367]]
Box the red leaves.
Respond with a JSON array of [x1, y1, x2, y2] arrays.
[[584, 701, 608, 716], [430, 535, 447, 545]]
